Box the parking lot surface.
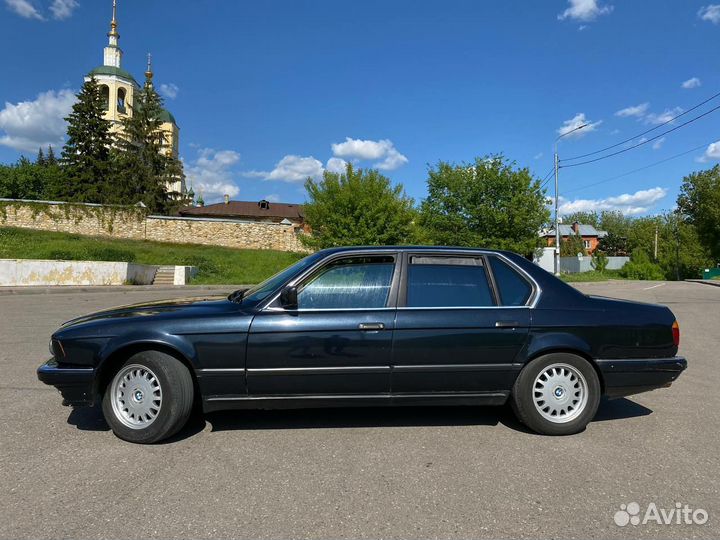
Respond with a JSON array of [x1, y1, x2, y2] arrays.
[[1, 281, 718, 539]]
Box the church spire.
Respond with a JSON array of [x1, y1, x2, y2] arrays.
[[103, 0, 122, 68], [145, 53, 154, 85]]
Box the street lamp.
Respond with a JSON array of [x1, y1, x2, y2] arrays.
[[553, 123, 587, 275]]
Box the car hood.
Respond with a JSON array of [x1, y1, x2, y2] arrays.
[[60, 295, 239, 328]]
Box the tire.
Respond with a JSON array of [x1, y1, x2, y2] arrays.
[[511, 353, 601, 436], [102, 350, 194, 444]]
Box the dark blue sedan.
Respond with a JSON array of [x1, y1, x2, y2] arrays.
[[38, 246, 686, 443]]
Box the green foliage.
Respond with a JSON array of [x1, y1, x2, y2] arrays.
[[597, 231, 628, 256], [677, 165, 720, 262], [560, 269, 624, 282], [0, 226, 305, 284], [302, 163, 416, 249], [110, 78, 182, 214], [591, 250, 609, 273], [560, 231, 586, 256], [418, 155, 549, 255], [619, 250, 665, 280], [59, 76, 114, 203], [562, 211, 600, 229], [0, 149, 66, 201]]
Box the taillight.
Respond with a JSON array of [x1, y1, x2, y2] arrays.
[[672, 320, 680, 348]]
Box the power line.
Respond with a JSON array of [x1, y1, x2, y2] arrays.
[[563, 89, 720, 162], [560, 102, 720, 168], [563, 140, 712, 195]]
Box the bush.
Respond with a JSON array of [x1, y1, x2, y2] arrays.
[[591, 250, 608, 273], [182, 255, 220, 278], [619, 251, 665, 280]]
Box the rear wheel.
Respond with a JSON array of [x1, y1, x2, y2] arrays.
[[511, 353, 600, 435], [102, 351, 194, 444]]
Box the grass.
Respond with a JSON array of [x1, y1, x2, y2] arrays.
[[559, 269, 626, 282], [0, 226, 306, 285]]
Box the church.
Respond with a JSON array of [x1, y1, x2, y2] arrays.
[[87, 0, 185, 196]]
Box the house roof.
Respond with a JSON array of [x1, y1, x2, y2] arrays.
[[540, 223, 608, 238], [179, 200, 304, 220]]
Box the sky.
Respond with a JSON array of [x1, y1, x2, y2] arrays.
[[0, 0, 719, 217]]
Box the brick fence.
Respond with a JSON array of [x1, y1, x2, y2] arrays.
[[0, 199, 309, 252]]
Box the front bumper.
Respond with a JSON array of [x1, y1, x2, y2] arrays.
[[37, 359, 95, 406], [597, 356, 687, 398]]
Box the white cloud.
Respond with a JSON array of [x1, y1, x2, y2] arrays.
[[644, 106, 683, 125], [698, 4, 720, 24], [4, 0, 43, 19], [559, 187, 668, 216], [49, 0, 77, 19], [681, 77, 701, 89], [325, 157, 347, 174], [0, 89, 76, 153], [558, 0, 613, 21], [331, 137, 408, 170], [702, 140, 720, 161], [159, 83, 179, 100], [246, 154, 324, 183], [636, 137, 648, 145], [652, 137, 666, 150], [185, 148, 241, 203], [264, 194, 281, 203], [557, 113, 602, 138], [534, 152, 544, 160], [615, 103, 649, 118]]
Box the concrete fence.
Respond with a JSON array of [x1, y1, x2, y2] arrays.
[[534, 247, 630, 274], [0, 198, 309, 252]]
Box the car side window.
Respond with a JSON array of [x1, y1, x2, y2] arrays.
[[297, 256, 395, 309], [406, 256, 495, 308], [489, 256, 532, 306]]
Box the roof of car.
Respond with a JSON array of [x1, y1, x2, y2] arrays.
[[316, 245, 511, 255]]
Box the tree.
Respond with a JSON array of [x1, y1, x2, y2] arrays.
[[563, 211, 600, 229], [591, 250, 609, 273], [677, 165, 720, 261], [597, 231, 628, 256], [418, 155, 549, 255], [110, 76, 181, 214], [560, 231, 586, 256], [59, 76, 114, 203], [302, 163, 416, 249]]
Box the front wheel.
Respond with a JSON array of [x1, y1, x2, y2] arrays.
[[102, 351, 194, 444], [511, 353, 601, 435]]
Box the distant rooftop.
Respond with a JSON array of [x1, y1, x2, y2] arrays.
[[540, 222, 607, 238], [179, 199, 304, 221]]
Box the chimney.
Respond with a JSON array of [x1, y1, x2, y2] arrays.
[[572, 221, 580, 234], [224, 194, 230, 205]]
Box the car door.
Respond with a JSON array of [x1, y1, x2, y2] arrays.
[[391, 252, 533, 396], [246, 253, 400, 397]]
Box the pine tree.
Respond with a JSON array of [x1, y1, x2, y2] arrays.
[[60, 76, 114, 203], [36, 147, 46, 167], [111, 74, 179, 213], [46, 146, 57, 166]]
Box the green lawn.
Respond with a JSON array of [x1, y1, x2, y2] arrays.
[[0, 226, 306, 285]]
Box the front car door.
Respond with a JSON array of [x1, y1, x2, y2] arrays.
[[246, 252, 400, 400], [391, 252, 535, 400]]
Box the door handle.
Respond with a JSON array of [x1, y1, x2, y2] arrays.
[[495, 321, 520, 328], [358, 322, 385, 331]]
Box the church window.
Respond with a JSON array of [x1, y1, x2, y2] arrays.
[[117, 87, 127, 113], [100, 85, 110, 110]]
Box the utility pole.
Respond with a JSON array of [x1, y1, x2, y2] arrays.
[[654, 223, 658, 261], [553, 123, 587, 276]]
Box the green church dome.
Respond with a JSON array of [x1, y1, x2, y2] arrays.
[[89, 65, 138, 86]]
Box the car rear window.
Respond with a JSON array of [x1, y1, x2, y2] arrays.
[[406, 256, 495, 308], [489, 256, 532, 306]]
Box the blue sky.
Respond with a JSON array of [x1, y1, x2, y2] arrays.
[[1, 0, 719, 216]]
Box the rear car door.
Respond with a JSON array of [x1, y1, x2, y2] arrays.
[[246, 253, 399, 397], [391, 252, 533, 396]]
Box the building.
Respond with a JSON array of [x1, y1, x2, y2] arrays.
[[179, 198, 305, 228], [87, 0, 184, 196], [540, 221, 608, 254]]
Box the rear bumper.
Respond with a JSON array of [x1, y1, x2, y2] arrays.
[[37, 359, 95, 406], [597, 357, 687, 398]]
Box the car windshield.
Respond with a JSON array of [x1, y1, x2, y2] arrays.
[[235, 252, 324, 305]]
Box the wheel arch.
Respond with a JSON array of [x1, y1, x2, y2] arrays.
[[523, 347, 606, 394], [95, 341, 199, 401]]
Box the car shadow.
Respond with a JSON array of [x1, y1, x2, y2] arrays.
[[65, 396, 653, 442]]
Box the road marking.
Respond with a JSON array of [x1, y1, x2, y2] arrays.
[[643, 283, 666, 290]]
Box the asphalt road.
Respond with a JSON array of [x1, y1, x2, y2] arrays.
[[1, 281, 718, 539]]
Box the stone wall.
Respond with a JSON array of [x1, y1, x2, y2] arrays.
[[0, 199, 309, 253]]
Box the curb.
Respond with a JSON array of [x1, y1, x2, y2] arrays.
[[686, 279, 720, 288], [0, 284, 250, 296]]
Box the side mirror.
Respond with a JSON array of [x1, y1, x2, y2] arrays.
[[279, 285, 298, 310]]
